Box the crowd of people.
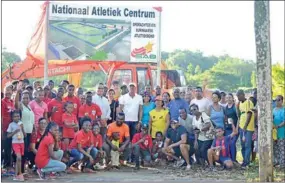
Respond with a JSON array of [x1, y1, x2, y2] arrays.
[[1, 79, 284, 181]]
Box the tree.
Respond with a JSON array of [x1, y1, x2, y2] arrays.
[[251, 71, 257, 88], [194, 65, 202, 74], [272, 63, 285, 98], [254, 1, 273, 181], [1, 47, 21, 71]]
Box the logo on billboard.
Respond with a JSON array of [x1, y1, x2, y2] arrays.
[[131, 42, 156, 59]]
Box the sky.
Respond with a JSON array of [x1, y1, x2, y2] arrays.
[[2, 1, 284, 64]]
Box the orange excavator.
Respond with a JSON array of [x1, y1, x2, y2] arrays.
[[2, 56, 185, 94]]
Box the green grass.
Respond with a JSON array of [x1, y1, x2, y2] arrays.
[[90, 50, 108, 60], [60, 23, 103, 35]]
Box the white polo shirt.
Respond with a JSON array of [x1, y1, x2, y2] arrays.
[[119, 93, 143, 122], [92, 94, 111, 120]]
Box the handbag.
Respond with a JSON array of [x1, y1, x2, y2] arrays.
[[201, 113, 215, 139]]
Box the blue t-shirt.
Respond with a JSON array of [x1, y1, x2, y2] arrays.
[[167, 98, 190, 120], [273, 107, 285, 139], [142, 102, 156, 124]]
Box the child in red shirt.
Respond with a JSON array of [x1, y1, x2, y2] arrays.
[[132, 124, 153, 170], [62, 102, 79, 151], [92, 124, 106, 169]]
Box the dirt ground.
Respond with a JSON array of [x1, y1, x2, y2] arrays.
[[2, 163, 284, 182]]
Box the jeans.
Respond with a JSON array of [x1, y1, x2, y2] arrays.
[[3, 132, 12, 168], [125, 121, 138, 140], [225, 129, 239, 162], [41, 150, 66, 173], [68, 147, 98, 168], [133, 144, 151, 167], [19, 133, 32, 173], [196, 140, 213, 164], [239, 128, 253, 165]]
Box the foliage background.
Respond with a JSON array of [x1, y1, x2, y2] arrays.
[[2, 48, 284, 97]]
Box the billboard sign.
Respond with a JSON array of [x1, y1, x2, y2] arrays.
[[48, 2, 161, 63]]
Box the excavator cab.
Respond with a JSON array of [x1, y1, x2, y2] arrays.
[[106, 64, 152, 94], [106, 63, 184, 95]]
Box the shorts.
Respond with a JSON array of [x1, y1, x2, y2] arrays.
[[218, 156, 232, 164], [12, 143, 25, 156], [173, 147, 181, 157]]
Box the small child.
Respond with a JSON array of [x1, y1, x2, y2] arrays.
[[92, 124, 106, 169], [62, 102, 78, 151], [7, 110, 26, 181], [110, 132, 120, 168], [152, 131, 164, 161]]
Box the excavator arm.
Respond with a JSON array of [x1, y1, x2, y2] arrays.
[[2, 59, 126, 88]]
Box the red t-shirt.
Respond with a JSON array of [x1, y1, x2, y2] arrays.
[[1, 97, 15, 132], [30, 130, 44, 150], [62, 112, 78, 139], [78, 103, 102, 122], [48, 99, 64, 127], [43, 97, 52, 105], [35, 133, 55, 169], [93, 134, 103, 149], [69, 130, 94, 149], [63, 96, 81, 116], [132, 133, 153, 150], [30, 130, 43, 144]]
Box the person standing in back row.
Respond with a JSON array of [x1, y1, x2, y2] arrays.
[[167, 88, 189, 120], [236, 89, 255, 169], [119, 83, 143, 140], [63, 84, 81, 117], [92, 84, 111, 137], [190, 87, 212, 113]]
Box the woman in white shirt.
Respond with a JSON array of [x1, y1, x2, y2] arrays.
[[190, 103, 214, 167], [15, 90, 35, 173]]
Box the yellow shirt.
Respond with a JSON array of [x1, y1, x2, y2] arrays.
[[112, 140, 120, 148], [239, 100, 255, 131], [149, 109, 169, 138]]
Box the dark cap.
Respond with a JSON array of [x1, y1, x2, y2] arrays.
[[25, 85, 33, 90], [121, 84, 127, 89], [170, 119, 179, 124], [112, 80, 119, 85], [12, 80, 19, 85], [23, 79, 30, 84]]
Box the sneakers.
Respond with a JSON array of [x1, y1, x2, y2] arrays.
[[186, 165, 191, 170], [93, 163, 106, 170], [241, 162, 248, 170], [37, 169, 46, 180], [175, 159, 185, 168], [13, 174, 25, 182]]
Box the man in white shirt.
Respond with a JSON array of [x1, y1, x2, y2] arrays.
[[119, 83, 143, 140], [190, 86, 212, 113], [92, 84, 111, 137]]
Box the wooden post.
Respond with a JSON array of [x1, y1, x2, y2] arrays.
[[254, 1, 274, 182]]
